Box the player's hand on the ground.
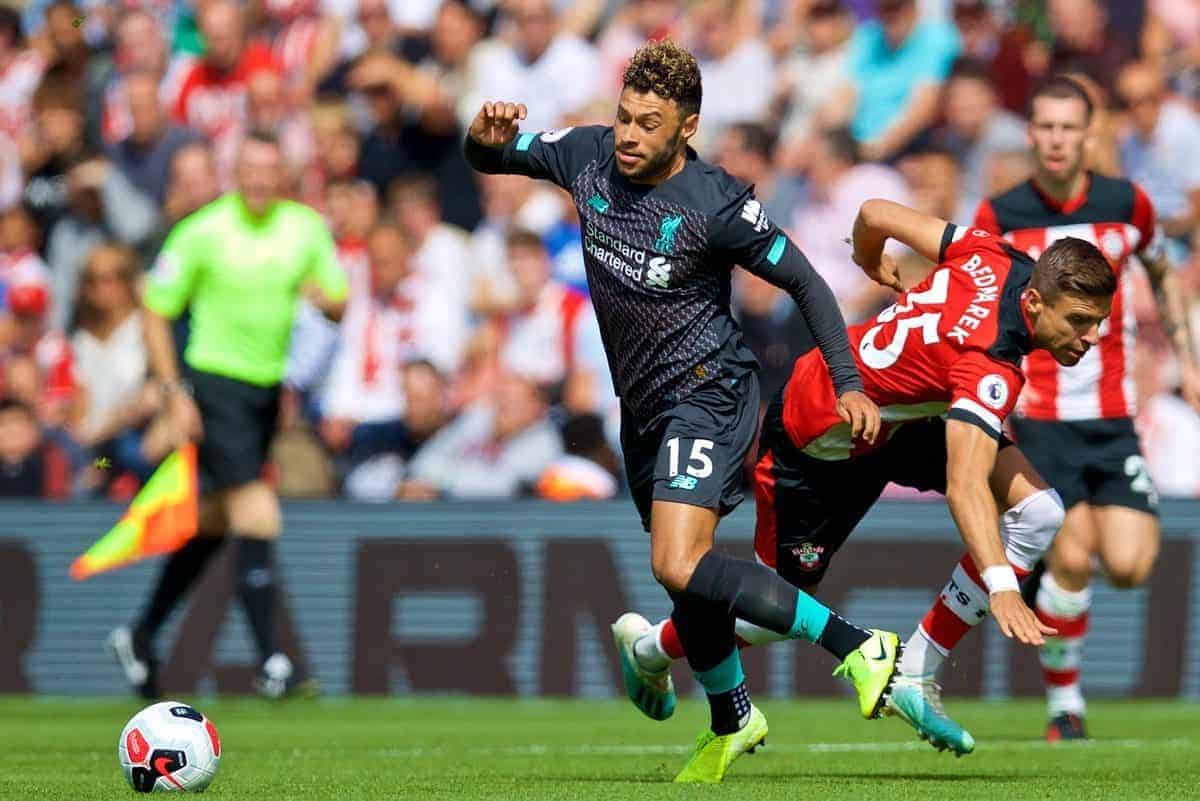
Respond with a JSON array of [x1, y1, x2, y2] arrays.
[[836, 390, 881, 445], [469, 101, 527, 147], [990, 591, 1056, 646]]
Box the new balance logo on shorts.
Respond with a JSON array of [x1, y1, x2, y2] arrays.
[[669, 475, 699, 491]]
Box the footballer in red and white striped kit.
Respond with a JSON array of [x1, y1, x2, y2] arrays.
[[974, 76, 1200, 741], [626, 198, 1118, 755]]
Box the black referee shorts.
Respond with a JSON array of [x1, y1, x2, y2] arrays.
[[621, 373, 760, 532], [189, 368, 281, 493]]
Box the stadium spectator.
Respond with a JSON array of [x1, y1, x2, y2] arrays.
[[535, 412, 619, 501], [1044, 0, 1136, 95], [70, 243, 168, 484], [38, 1, 90, 82], [398, 371, 562, 500], [1135, 338, 1200, 497], [320, 223, 467, 455], [774, 0, 853, 168], [353, 35, 481, 230], [105, 70, 203, 205], [487, 229, 606, 403], [0, 7, 45, 148], [0, 281, 79, 433], [1116, 60, 1200, 246], [216, 68, 315, 190], [90, 9, 186, 149], [170, 141, 218, 209], [22, 69, 87, 239], [0, 204, 50, 325], [825, 0, 960, 162], [339, 358, 454, 501], [300, 100, 359, 210], [0, 397, 70, 497], [461, 0, 599, 133], [714, 122, 804, 228], [45, 155, 157, 330], [259, 0, 341, 105], [938, 59, 1027, 223], [172, 0, 279, 145], [397, 0, 484, 137], [389, 174, 472, 309], [595, 0, 683, 97], [949, 0, 1033, 114], [687, 0, 774, 149], [788, 128, 910, 322]]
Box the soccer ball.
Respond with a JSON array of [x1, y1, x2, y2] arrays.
[[118, 701, 221, 792]]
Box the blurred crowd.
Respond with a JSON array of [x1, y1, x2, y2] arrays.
[[1, 0, 1199, 502]]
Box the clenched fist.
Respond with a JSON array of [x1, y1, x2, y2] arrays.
[[468, 101, 529, 148]]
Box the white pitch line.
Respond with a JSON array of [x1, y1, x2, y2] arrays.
[[277, 737, 1195, 760]]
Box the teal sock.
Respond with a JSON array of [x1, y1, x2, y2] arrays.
[[788, 591, 832, 643], [694, 649, 746, 695]]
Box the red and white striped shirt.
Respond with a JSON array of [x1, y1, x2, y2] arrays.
[[975, 172, 1160, 421], [0, 50, 44, 145], [498, 281, 593, 387]]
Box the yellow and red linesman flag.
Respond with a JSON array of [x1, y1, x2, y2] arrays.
[[69, 443, 199, 581]]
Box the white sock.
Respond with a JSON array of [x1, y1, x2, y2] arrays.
[[633, 622, 671, 672], [898, 626, 947, 678], [1047, 683, 1086, 717]]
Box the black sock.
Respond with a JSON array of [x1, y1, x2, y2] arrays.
[[818, 611, 872, 661], [708, 682, 752, 735], [135, 536, 226, 642], [235, 537, 277, 662], [668, 590, 750, 733], [685, 550, 801, 635]]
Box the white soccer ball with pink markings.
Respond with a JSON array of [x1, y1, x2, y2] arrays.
[[118, 701, 221, 792]]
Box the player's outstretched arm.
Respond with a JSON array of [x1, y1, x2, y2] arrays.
[[852, 199, 949, 289], [945, 419, 1054, 646]]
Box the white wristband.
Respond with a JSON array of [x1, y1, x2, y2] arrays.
[[982, 565, 1020, 595]]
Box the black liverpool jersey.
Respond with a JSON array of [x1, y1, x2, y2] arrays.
[[465, 125, 860, 421]]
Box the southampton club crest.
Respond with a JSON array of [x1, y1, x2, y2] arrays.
[[792, 543, 825, 572]]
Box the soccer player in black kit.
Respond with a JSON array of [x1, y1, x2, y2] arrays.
[[465, 41, 901, 782]]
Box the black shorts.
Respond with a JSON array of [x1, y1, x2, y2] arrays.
[[189, 368, 281, 493], [621, 373, 760, 532], [754, 395, 1013, 587], [1009, 416, 1158, 514]]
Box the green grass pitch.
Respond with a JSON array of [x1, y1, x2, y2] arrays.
[[2, 697, 1195, 800]]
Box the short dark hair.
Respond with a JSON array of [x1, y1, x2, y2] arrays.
[[388, 173, 439, 209], [1029, 75, 1094, 122], [819, 127, 859, 165], [622, 39, 702, 117], [0, 397, 35, 421], [725, 122, 774, 160], [948, 57, 992, 86], [1030, 237, 1115, 301], [506, 228, 544, 252], [244, 129, 281, 149], [0, 7, 23, 47]]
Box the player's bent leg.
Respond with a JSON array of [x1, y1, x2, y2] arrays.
[[1093, 505, 1160, 589], [611, 612, 676, 721], [1037, 505, 1097, 740]]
